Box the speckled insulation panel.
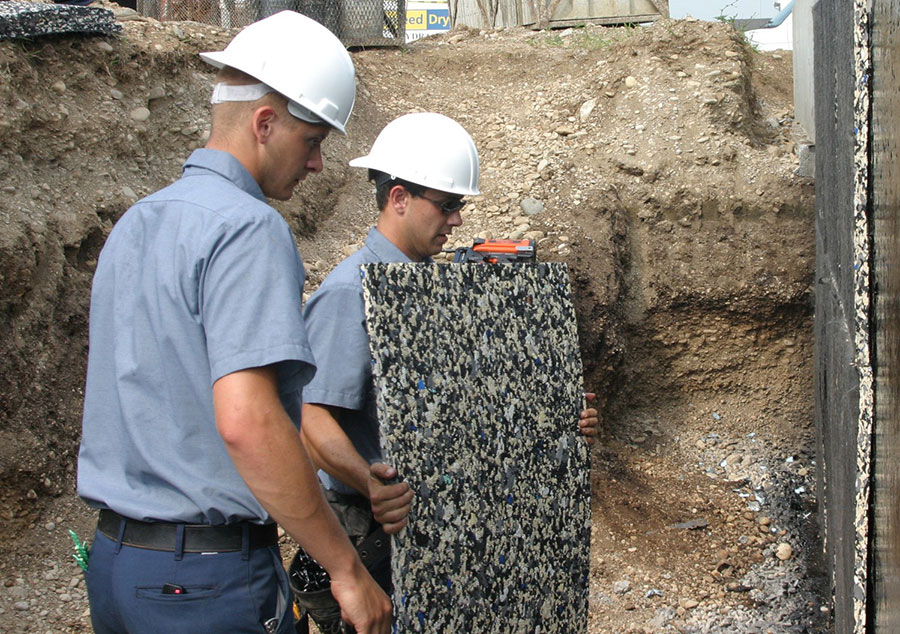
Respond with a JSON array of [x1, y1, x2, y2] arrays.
[[851, 2, 873, 630], [0, 1, 121, 40], [361, 262, 589, 634]]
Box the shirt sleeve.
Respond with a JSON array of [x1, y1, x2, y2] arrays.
[[201, 212, 315, 391], [302, 278, 372, 410]]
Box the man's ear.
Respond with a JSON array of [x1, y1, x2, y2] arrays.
[[251, 105, 278, 144], [387, 184, 409, 216]]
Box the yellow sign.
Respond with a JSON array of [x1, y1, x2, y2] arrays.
[[406, 1, 450, 40]]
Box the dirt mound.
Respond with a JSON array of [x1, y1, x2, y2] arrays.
[[0, 7, 825, 632]]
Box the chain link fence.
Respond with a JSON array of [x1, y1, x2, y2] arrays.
[[135, 0, 405, 46]]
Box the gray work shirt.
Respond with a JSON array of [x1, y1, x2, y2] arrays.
[[303, 227, 426, 495], [77, 148, 315, 525]]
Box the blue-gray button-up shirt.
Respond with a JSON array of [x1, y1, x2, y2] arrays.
[[303, 227, 425, 494], [77, 148, 315, 524]]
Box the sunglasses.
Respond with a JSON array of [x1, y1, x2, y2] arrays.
[[418, 194, 466, 215]]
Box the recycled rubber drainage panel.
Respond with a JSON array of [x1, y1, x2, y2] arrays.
[[0, 1, 122, 40], [361, 262, 590, 633]]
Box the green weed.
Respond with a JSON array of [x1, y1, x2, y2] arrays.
[[714, 1, 759, 53]]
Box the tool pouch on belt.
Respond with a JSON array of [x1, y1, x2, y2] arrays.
[[288, 548, 347, 634], [288, 492, 390, 634]]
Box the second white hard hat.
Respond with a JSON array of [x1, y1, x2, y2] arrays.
[[200, 11, 356, 134], [350, 112, 480, 196]]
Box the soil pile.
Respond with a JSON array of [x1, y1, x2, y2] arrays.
[[0, 5, 824, 632]]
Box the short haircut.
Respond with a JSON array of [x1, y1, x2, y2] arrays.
[[209, 66, 295, 134], [369, 169, 426, 211]]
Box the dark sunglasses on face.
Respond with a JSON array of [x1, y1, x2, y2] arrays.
[[418, 194, 466, 214]]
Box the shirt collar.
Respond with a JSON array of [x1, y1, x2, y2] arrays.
[[181, 149, 267, 203], [364, 227, 434, 264]]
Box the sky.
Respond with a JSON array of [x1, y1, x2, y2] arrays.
[[669, 0, 785, 21]]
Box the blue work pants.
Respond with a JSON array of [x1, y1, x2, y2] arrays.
[[85, 528, 293, 634]]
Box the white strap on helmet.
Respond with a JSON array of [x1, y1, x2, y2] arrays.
[[210, 82, 325, 126], [210, 82, 273, 104]]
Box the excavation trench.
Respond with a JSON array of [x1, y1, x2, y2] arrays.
[[0, 13, 823, 632]]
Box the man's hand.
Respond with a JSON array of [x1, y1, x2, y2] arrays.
[[329, 568, 392, 634], [579, 392, 600, 445], [368, 463, 413, 535]]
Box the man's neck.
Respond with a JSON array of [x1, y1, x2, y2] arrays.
[[205, 134, 261, 189], [375, 217, 423, 262]]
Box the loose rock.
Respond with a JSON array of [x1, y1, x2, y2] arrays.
[[775, 543, 793, 561]]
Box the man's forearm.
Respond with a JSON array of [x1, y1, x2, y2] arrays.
[[214, 368, 364, 579], [301, 402, 372, 496]]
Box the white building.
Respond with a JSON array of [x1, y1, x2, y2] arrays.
[[743, 1, 794, 51]]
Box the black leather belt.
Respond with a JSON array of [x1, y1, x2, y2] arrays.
[[356, 526, 390, 570], [321, 490, 390, 570], [98, 509, 278, 553]]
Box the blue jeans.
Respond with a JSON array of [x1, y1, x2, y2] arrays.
[[85, 528, 293, 634]]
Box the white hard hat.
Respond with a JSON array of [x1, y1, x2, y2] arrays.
[[200, 11, 356, 134], [350, 112, 480, 196]]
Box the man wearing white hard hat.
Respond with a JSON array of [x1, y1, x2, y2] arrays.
[[76, 11, 390, 634], [294, 113, 599, 624]]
